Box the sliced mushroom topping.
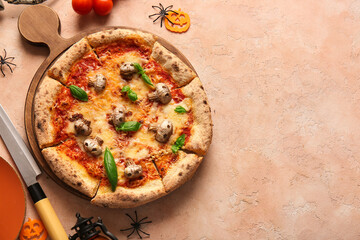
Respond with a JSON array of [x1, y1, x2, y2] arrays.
[[124, 161, 143, 179], [74, 119, 92, 136], [93, 74, 107, 92], [89, 74, 107, 92], [84, 137, 103, 156], [148, 83, 172, 104], [120, 62, 137, 80], [150, 119, 173, 143], [112, 105, 126, 127]]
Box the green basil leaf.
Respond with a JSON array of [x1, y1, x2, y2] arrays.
[[69, 85, 88, 102], [128, 90, 138, 102], [141, 73, 154, 87], [171, 134, 186, 153], [104, 147, 118, 192], [121, 85, 130, 93], [133, 62, 145, 74], [116, 121, 142, 132], [174, 106, 187, 113]]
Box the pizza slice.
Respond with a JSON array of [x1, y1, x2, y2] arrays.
[[149, 42, 196, 87], [91, 155, 165, 208], [42, 138, 101, 197]]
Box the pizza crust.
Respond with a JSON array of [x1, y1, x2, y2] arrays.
[[162, 151, 203, 193], [86, 28, 156, 48], [182, 77, 213, 155], [34, 76, 63, 149], [151, 42, 196, 87], [91, 178, 165, 208], [42, 145, 100, 197], [47, 38, 92, 83]]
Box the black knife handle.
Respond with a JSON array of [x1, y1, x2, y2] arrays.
[[28, 183, 46, 203]]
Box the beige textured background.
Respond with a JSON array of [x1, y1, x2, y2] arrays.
[[1, 0, 360, 239]]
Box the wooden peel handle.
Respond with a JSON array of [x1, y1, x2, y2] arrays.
[[28, 183, 68, 240]]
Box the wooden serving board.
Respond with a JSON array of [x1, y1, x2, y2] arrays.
[[21, 5, 197, 200]]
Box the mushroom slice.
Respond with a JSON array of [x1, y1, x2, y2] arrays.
[[74, 119, 92, 136], [112, 105, 126, 127], [150, 120, 173, 143], [120, 62, 137, 80], [84, 137, 103, 156], [148, 83, 172, 104], [124, 161, 143, 179], [89, 74, 107, 92]]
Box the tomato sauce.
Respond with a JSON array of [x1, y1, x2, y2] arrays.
[[171, 89, 186, 103], [52, 87, 74, 143], [67, 52, 102, 88], [144, 59, 178, 89]]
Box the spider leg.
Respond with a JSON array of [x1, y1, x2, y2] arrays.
[[5, 63, 13, 73], [135, 228, 143, 239], [120, 226, 136, 231], [3, 49, 6, 59], [160, 18, 164, 27], [138, 228, 150, 236], [125, 213, 136, 223], [164, 5, 173, 11], [5, 57, 14, 61], [148, 13, 161, 17], [152, 5, 162, 11], [169, 10, 178, 14], [139, 221, 152, 225], [6, 62, 16, 66], [0, 65, 5, 77], [152, 15, 162, 23], [138, 216, 148, 223], [126, 228, 136, 238], [159, 3, 164, 10], [135, 211, 138, 222], [165, 16, 175, 25]]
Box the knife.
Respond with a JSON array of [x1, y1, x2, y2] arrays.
[[0, 104, 67, 240]]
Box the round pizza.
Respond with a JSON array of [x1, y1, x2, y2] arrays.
[[33, 28, 212, 208]]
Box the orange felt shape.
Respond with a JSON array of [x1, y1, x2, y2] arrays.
[[165, 9, 191, 33], [20, 218, 48, 240], [0, 157, 26, 240]]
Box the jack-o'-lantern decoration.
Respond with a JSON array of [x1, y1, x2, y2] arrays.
[[165, 9, 191, 33], [20, 218, 48, 240]]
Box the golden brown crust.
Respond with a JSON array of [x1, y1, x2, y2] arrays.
[[34, 76, 63, 149], [151, 42, 196, 87], [42, 145, 100, 197], [182, 78, 213, 155], [86, 28, 156, 48], [91, 179, 165, 208], [47, 38, 92, 83], [162, 151, 203, 192]]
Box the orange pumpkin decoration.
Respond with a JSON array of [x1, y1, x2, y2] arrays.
[[165, 9, 190, 33], [20, 218, 48, 240]]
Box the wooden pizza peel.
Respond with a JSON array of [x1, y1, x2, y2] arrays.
[[20, 5, 198, 200]]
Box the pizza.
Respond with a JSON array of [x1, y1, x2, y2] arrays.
[[33, 28, 212, 208]]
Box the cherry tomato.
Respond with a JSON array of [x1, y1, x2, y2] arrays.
[[72, 0, 93, 15], [93, 0, 113, 16]]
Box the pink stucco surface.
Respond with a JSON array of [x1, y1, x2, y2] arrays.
[[1, 0, 360, 239]]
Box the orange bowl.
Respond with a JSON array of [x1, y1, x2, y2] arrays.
[[0, 157, 26, 240]]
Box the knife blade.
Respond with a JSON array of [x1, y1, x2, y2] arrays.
[[0, 104, 67, 240]]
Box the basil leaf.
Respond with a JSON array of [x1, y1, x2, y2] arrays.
[[104, 147, 118, 192], [128, 90, 138, 102], [171, 134, 186, 153], [174, 106, 187, 113], [116, 121, 142, 132], [121, 85, 130, 93], [141, 73, 154, 87], [69, 85, 88, 102], [133, 62, 145, 75]]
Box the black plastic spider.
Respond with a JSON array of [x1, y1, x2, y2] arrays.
[[120, 211, 152, 239], [0, 49, 16, 77], [149, 3, 177, 28]]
